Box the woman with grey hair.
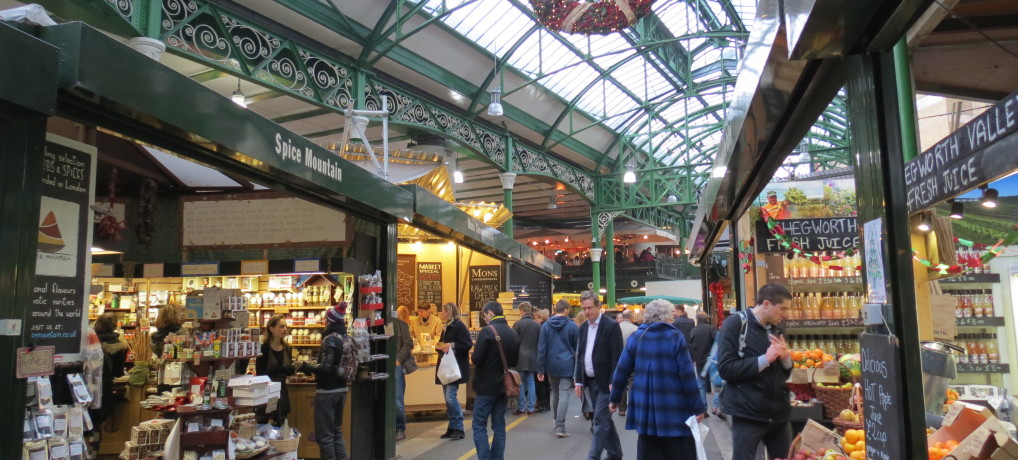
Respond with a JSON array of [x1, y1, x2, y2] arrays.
[[609, 299, 706, 459]]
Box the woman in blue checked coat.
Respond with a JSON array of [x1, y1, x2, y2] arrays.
[[609, 299, 707, 460]]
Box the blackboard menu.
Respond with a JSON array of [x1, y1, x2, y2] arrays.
[[469, 265, 502, 315], [29, 139, 95, 355], [416, 262, 443, 307], [904, 89, 1018, 213], [756, 217, 859, 253], [860, 333, 906, 460], [396, 254, 416, 309], [508, 263, 553, 311]]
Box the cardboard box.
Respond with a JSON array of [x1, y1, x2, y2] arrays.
[[992, 436, 1018, 460], [930, 402, 994, 446], [798, 419, 842, 454]]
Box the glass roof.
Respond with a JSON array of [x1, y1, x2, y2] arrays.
[[419, 0, 846, 181], [420, 0, 754, 172]]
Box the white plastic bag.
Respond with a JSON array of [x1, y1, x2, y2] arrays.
[[686, 415, 710, 460], [437, 344, 461, 385]]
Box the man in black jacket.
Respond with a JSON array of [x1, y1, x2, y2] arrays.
[[471, 301, 519, 460], [718, 283, 793, 460], [573, 290, 624, 460], [687, 312, 716, 409], [672, 304, 695, 343], [298, 303, 350, 460]]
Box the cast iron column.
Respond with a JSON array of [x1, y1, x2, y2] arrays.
[[604, 218, 616, 307], [846, 50, 927, 459]]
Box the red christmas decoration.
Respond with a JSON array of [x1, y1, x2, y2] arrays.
[[530, 0, 656, 35]]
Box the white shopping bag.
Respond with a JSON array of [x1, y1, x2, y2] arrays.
[[437, 344, 461, 385], [686, 415, 710, 460]]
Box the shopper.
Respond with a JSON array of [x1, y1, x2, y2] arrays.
[[672, 304, 695, 343], [255, 314, 294, 426], [609, 299, 706, 460], [687, 312, 716, 408], [393, 306, 417, 441], [471, 301, 520, 460], [537, 299, 579, 438], [298, 303, 350, 460], [93, 313, 128, 423], [436, 302, 471, 440], [574, 290, 624, 460], [718, 283, 793, 460], [150, 305, 183, 359], [410, 303, 443, 345], [615, 309, 639, 417], [532, 308, 551, 413], [512, 301, 541, 415]]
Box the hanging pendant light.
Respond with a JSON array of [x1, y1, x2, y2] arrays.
[[949, 200, 964, 219], [980, 184, 998, 208], [487, 88, 503, 116], [548, 195, 558, 209], [231, 79, 247, 108], [453, 154, 464, 184], [916, 213, 932, 232], [623, 161, 636, 184]]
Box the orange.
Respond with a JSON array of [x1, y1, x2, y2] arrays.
[[792, 351, 804, 361], [851, 451, 865, 460], [805, 359, 816, 368], [845, 430, 860, 444], [843, 441, 855, 453], [855, 439, 865, 451]]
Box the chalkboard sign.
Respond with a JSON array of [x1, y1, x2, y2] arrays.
[[508, 263, 553, 311], [396, 254, 416, 309], [905, 89, 1018, 213], [860, 333, 906, 460], [29, 139, 96, 356], [469, 265, 502, 315], [416, 262, 443, 307], [755, 217, 860, 253]]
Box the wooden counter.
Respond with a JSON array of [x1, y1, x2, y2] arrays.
[[405, 365, 465, 412]]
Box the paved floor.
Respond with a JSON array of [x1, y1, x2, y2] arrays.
[[395, 393, 738, 460]]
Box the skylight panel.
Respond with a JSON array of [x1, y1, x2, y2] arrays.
[[653, 0, 696, 37]]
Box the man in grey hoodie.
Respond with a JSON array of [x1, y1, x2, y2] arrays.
[[537, 299, 580, 438]]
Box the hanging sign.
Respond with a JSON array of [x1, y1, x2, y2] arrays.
[[508, 263, 552, 311], [755, 217, 859, 253], [904, 89, 1018, 213], [469, 265, 503, 315], [416, 262, 443, 308], [28, 137, 96, 357]]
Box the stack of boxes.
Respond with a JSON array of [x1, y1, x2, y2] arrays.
[[228, 375, 281, 407], [121, 419, 174, 460]]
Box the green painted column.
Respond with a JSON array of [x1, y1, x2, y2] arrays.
[[380, 221, 398, 459], [590, 247, 603, 297], [0, 115, 47, 459], [846, 50, 927, 459], [893, 38, 919, 162], [500, 172, 516, 239], [604, 218, 616, 308]]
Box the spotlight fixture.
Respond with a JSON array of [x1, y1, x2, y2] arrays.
[[231, 79, 247, 108], [623, 161, 636, 184], [980, 184, 998, 208], [643, 235, 648, 240], [666, 194, 678, 203], [564, 236, 570, 243], [452, 153, 464, 184], [487, 88, 503, 116], [548, 195, 557, 209], [949, 200, 964, 219], [917, 213, 931, 232]]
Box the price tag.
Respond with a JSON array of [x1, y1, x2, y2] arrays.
[[193, 353, 201, 366], [267, 396, 278, 413]]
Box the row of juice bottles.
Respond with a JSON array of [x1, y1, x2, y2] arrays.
[[787, 334, 861, 356], [783, 253, 862, 278], [945, 290, 996, 318], [950, 333, 1000, 364], [787, 292, 865, 321]]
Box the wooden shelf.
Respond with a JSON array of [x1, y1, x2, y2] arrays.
[[165, 354, 260, 363], [288, 343, 321, 348], [180, 430, 229, 446], [940, 273, 1000, 284], [784, 318, 863, 329], [102, 308, 136, 312]]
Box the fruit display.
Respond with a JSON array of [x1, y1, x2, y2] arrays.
[[793, 348, 836, 369], [839, 409, 860, 423], [777, 449, 850, 460], [927, 440, 959, 460], [841, 429, 866, 459], [838, 354, 862, 379]]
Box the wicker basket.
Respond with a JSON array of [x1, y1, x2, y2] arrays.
[[811, 362, 854, 420], [268, 434, 300, 453], [235, 445, 269, 460], [832, 416, 864, 436]]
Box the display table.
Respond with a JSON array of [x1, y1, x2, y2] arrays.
[[405, 365, 466, 412], [98, 384, 162, 455], [287, 383, 352, 459]]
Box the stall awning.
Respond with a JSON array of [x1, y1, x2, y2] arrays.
[[617, 295, 702, 306]]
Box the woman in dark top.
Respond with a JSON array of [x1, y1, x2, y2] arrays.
[[256, 314, 294, 425], [93, 313, 128, 423], [435, 302, 472, 440], [150, 305, 182, 359]]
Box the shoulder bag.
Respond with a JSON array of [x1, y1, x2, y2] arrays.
[[488, 325, 521, 398]]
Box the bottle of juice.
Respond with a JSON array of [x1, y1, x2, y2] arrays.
[[986, 334, 999, 364], [975, 335, 988, 364], [985, 291, 995, 317], [972, 290, 985, 317], [833, 293, 845, 320], [964, 334, 979, 363]]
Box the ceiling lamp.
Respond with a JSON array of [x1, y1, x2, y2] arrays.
[[548, 195, 558, 209], [980, 184, 998, 208], [564, 236, 570, 243], [231, 79, 247, 108], [453, 154, 464, 184], [916, 213, 931, 232], [949, 200, 964, 219], [623, 162, 636, 184], [487, 88, 503, 116]]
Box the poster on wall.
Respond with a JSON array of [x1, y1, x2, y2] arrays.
[[396, 254, 416, 309], [754, 178, 857, 220], [469, 265, 503, 315], [417, 262, 443, 308], [29, 136, 96, 359], [508, 263, 552, 311]]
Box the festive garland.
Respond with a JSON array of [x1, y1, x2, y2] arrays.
[[738, 239, 754, 274], [912, 235, 1017, 275], [760, 211, 862, 272], [708, 281, 725, 327], [530, 0, 656, 35]]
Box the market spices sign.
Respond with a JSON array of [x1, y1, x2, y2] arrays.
[[755, 217, 859, 253], [905, 89, 1018, 213]]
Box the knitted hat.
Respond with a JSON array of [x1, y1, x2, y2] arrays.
[[326, 302, 347, 324]]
